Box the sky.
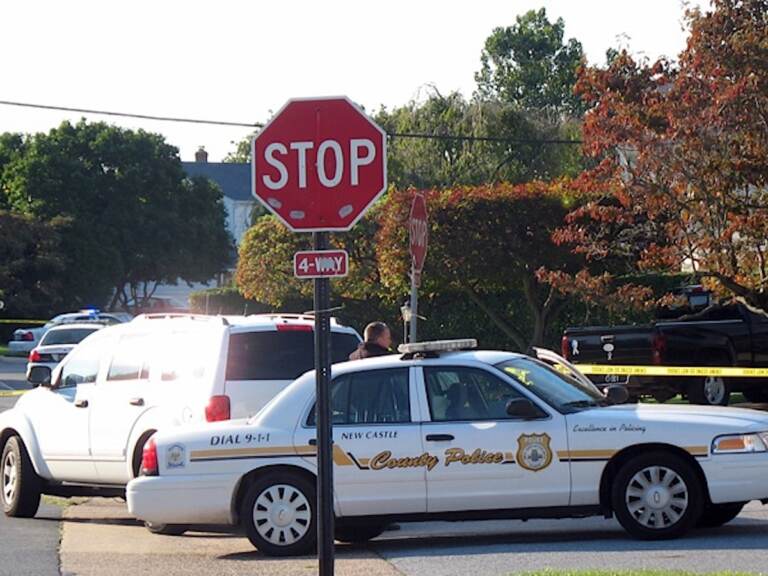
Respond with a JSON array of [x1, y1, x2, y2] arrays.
[[1, 0, 704, 162]]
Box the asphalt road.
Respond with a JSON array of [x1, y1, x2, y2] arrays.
[[0, 395, 61, 576], [373, 504, 768, 575], [0, 356, 29, 391]]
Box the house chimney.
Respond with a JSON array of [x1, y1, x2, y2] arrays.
[[195, 146, 208, 163]]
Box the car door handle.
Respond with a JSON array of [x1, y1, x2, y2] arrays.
[[425, 434, 454, 442], [129, 397, 145, 407], [74, 399, 89, 408], [308, 439, 317, 446]]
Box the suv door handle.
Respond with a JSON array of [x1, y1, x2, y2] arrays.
[[308, 439, 317, 446], [129, 397, 145, 407], [74, 399, 89, 408], [425, 434, 454, 442]]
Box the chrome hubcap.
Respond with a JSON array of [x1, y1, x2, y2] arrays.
[[253, 484, 311, 546], [626, 465, 688, 529], [704, 377, 726, 404], [2, 451, 17, 505]]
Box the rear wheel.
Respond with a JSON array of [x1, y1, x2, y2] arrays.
[[688, 376, 730, 406], [697, 502, 745, 528], [241, 472, 316, 556], [612, 451, 703, 540], [335, 524, 385, 544], [1, 436, 42, 518]]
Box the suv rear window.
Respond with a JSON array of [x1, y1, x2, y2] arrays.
[[226, 331, 361, 381]]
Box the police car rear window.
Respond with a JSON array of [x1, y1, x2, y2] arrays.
[[226, 331, 360, 381], [41, 327, 99, 346]]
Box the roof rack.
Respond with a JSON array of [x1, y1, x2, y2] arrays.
[[132, 313, 229, 326], [398, 339, 478, 359], [246, 313, 343, 326]]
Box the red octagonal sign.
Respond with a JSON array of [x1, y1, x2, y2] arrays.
[[252, 96, 387, 232]]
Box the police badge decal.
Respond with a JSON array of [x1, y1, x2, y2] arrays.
[[166, 444, 186, 469], [516, 433, 553, 472]]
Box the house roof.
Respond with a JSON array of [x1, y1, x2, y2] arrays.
[[182, 162, 252, 202]]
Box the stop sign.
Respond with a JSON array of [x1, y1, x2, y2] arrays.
[[409, 192, 428, 276], [252, 97, 387, 232]]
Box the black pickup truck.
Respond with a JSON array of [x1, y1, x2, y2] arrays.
[[562, 302, 768, 406]]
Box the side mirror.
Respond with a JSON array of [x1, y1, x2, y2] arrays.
[[604, 384, 629, 405], [505, 398, 543, 419], [28, 365, 52, 388]]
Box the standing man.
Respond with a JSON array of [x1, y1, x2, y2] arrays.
[[349, 322, 392, 360]]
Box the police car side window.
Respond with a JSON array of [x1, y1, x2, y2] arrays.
[[307, 368, 410, 426], [425, 367, 524, 422]]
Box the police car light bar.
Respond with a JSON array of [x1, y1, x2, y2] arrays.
[[398, 339, 478, 355]]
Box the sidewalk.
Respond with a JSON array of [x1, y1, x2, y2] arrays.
[[60, 498, 402, 576]]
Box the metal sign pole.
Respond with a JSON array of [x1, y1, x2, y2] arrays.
[[313, 231, 334, 576], [409, 266, 418, 344]]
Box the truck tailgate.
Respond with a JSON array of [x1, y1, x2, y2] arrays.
[[563, 325, 657, 367]]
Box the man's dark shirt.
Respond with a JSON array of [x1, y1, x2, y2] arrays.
[[348, 341, 390, 360]]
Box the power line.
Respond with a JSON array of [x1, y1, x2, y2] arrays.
[[0, 99, 582, 145], [0, 100, 262, 128]]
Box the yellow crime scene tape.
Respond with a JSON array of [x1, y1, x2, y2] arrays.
[[575, 364, 768, 378], [0, 319, 48, 325]]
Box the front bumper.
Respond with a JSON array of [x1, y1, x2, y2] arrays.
[[127, 473, 240, 526], [702, 453, 768, 504]]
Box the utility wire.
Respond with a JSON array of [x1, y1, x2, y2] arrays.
[[0, 100, 261, 128], [0, 99, 582, 145]]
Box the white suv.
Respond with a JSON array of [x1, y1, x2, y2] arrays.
[[0, 313, 361, 511]]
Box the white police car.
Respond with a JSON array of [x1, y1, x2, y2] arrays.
[[126, 340, 768, 556]]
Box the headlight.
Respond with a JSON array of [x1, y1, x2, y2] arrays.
[[712, 433, 768, 454]]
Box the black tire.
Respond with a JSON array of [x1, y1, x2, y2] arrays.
[[241, 471, 316, 556], [697, 502, 745, 528], [1, 436, 42, 518], [145, 521, 188, 536], [687, 376, 730, 406], [611, 451, 703, 540], [335, 524, 385, 544], [742, 389, 768, 403]]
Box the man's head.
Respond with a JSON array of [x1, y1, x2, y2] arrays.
[[364, 321, 392, 349]]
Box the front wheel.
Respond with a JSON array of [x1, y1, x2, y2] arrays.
[[697, 502, 745, 528], [688, 377, 730, 406], [612, 451, 703, 540], [241, 472, 316, 556], [1, 436, 42, 518]]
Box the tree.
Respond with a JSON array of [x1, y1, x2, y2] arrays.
[[375, 90, 583, 190], [556, 0, 768, 312], [1, 121, 234, 311], [377, 183, 581, 349], [236, 212, 390, 324], [224, 131, 257, 163], [0, 211, 67, 318], [475, 8, 586, 120]]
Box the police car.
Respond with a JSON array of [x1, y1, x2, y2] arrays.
[[126, 340, 768, 556]]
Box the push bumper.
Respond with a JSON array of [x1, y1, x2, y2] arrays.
[[701, 453, 768, 504], [127, 474, 240, 526]]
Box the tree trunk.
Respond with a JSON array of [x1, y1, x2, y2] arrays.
[[461, 285, 528, 351]]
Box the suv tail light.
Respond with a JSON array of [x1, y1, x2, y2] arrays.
[[141, 437, 158, 476], [28, 349, 41, 363], [561, 335, 570, 360], [205, 395, 231, 422], [652, 333, 666, 365]]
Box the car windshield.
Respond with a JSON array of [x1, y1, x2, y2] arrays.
[[495, 357, 606, 413], [41, 328, 99, 346]]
